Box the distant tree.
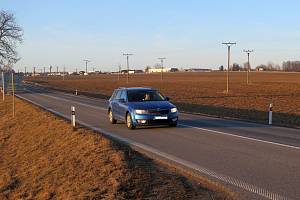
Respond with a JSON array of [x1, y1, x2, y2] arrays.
[[219, 65, 224, 71], [256, 64, 267, 71], [0, 10, 23, 66], [256, 63, 281, 71], [274, 64, 281, 71], [242, 62, 249, 71], [231, 63, 241, 71], [266, 62, 275, 71], [145, 65, 151, 72], [282, 61, 300, 72], [154, 63, 161, 69]]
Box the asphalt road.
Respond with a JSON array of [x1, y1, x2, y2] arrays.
[[15, 83, 300, 200]]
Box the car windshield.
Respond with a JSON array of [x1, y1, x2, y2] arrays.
[[127, 90, 165, 102]]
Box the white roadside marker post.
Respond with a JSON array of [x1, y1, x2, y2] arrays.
[[268, 103, 273, 125], [75, 89, 78, 95], [71, 106, 76, 130]]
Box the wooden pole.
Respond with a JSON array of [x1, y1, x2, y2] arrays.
[[12, 73, 15, 118], [2, 72, 4, 102]]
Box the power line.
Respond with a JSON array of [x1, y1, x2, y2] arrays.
[[123, 53, 133, 83], [243, 49, 254, 85], [158, 57, 166, 81], [222, 42, 236, 94]]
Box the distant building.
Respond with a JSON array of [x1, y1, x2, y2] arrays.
[[134, 70, 144, 73], [147, 67, 179, 73], [169, 68, 179, 72], [148, 68, 168, 73], [78, 71, 85, 75], [256, 66, 266, 71], [121, 69, 144, 74], [184, 68, 212, 72]]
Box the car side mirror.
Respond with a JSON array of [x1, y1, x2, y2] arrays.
[[165, 97, 170, 101]]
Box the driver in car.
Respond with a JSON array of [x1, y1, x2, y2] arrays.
[[144, 93, 151, 101]]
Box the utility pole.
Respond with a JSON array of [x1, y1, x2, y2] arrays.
[[118, 64, 121, 81], [2, 72, 4, 102], [43, 67, 46, 75], [158, 57, 166, 81], [83, 59, 91, 74], [123, 53, 133, 83], [25, 66, 27, 75], [63, 66, 66, 81], [33, 67, 36, 76], [222, 42, 236, 94], [50, 65, 52, 74], [243, 50, 254, 85], [12, 72, 15, 118], [56, 66, 59, 75]]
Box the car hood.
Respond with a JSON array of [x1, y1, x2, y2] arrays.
[[128, 101, 175, 110]]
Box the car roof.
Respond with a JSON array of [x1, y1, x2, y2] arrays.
[[118, 87, 154, 91]]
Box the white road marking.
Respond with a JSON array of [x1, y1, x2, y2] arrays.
[[179, 123, 300, 150], [15, 93, 292, 200]]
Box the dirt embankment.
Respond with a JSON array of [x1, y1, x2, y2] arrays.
[[0, 96, 234, 200]]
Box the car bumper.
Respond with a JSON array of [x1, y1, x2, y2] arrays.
[[132, 112, 178, 126]]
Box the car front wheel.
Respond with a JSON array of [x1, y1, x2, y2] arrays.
[[126, 113, 136, 130]]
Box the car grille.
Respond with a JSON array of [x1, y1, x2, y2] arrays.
[[148, 109, 169, 115]]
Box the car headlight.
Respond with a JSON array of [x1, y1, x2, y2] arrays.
[[171, 108, 177, 113], [135, 109, 148, 114]]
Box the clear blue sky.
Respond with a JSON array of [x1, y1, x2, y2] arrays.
[[2, 0, 300, 72]]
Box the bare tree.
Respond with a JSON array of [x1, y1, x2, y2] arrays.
[[282, 61, 300, 72], [0, 10, 23, 65]]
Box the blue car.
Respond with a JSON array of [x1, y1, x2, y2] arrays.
[[108, 87, 178, 129]]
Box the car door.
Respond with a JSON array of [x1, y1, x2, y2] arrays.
[[111, 89, 121, 119], [118, 90, 128, 120]]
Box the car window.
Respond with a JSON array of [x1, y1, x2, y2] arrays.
[[120, 90, 127, 101], [110, 90, 117, 100], [127, 90, 165, 102], [115, 90, 122, 99]]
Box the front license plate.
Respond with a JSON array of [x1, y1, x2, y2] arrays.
[[154, 116, 168, 120]]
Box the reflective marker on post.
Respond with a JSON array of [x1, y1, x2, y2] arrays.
[[268, 103, 273, 125], [71, 106, 76, 129]]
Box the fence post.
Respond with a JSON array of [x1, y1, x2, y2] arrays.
[[71, 106, 76, 129], [268, 103, 273, 125]]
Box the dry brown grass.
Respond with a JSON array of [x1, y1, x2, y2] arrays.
[[0, 96, 234, 200], [27, 71, 300, 126]]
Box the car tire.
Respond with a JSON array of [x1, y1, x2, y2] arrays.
[[108, 109, 117, 124], [169, 121, 177, 127], [126, 113, 136, 130]]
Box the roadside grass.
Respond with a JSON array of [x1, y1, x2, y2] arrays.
[[0, 96, 235, 200]]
